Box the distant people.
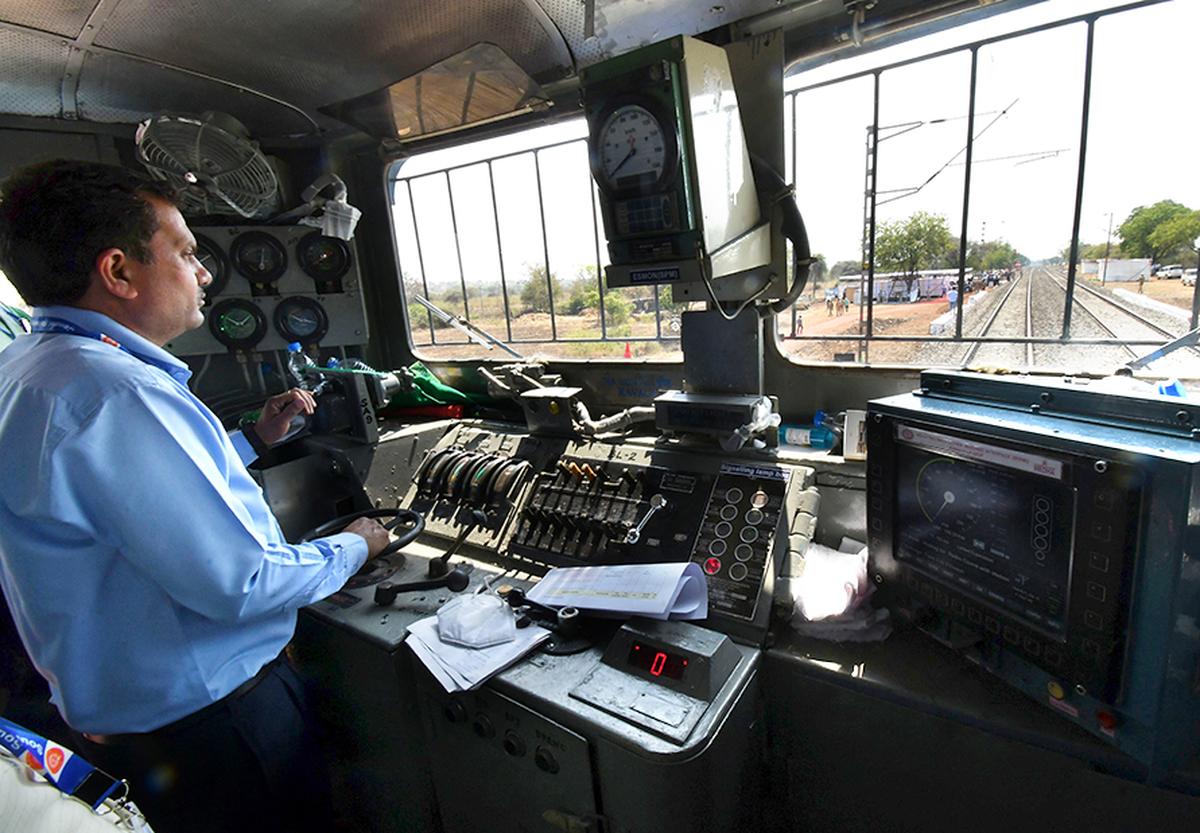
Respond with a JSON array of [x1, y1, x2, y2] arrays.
[[947, 287, 959, 309], [826, 295, 834, 316], [1137, 274, 1145, 294]]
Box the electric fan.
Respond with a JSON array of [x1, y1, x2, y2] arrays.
[[135, 111, 281, 219]]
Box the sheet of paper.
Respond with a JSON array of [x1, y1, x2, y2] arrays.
[[525, 562, 708, 620], [406, 615, 551, 692]]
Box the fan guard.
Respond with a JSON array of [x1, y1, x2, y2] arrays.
[[136, 112, 281, 219]]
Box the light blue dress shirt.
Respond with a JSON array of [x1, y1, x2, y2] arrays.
[[0, 306, 367, 733]]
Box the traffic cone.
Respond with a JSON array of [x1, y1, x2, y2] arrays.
[[623, 342, 632, 359]]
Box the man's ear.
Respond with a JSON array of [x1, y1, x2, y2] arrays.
[[93, 247, 139, 300]]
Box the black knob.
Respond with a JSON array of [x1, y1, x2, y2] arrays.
[[444, 700, 467, 723], [473, 714, 495, 739], [534, 747, 560, 774], [503, 731, 526, 757]]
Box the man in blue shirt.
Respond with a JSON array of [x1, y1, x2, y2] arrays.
[[0, 159, 391, 832]]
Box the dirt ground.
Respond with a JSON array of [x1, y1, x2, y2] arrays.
[[1107, 274, 1198, 313]]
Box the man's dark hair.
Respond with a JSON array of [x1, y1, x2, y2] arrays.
[[0, 159, 178, 306]]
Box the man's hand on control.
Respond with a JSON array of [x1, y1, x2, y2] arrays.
[[252, 388, 316, 446], [344, 517, 392, 560]]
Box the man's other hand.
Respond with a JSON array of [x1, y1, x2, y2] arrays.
[[344, 517, 392, 560], [252, 388, 316, 446]]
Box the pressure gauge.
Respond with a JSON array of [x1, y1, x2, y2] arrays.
[[298, 232, 352, 282], [274, 296, 329, 345], [231, 231, 288, 284], [209, 298, 267, 349], [592, 101, 677, 195], [194, 233, 228, 303]]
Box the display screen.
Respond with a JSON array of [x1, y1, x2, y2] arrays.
[[893, 424, 1076, 640], [627, 642, 688, 680]]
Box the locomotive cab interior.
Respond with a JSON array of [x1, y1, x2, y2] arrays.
[[1, 1, 1199, 831]]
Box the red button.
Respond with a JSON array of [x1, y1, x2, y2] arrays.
[[704, 557, 722, 575], [1096, 711, 1119, 731]]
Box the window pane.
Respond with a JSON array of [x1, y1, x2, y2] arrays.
[[872, 50, 972, 353], [782, 76, 874, 362]]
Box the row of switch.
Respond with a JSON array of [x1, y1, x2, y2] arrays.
[[443, 700, 562, 774]]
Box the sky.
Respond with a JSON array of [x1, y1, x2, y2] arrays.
[[389, 0, 1199, 302]]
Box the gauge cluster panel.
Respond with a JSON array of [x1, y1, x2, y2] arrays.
[[165, 226, 369, 356]]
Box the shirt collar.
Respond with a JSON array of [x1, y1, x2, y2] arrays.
[[33, 306, 193, 384]]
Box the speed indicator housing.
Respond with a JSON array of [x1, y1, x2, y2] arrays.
[[582, 36, 769, 294]]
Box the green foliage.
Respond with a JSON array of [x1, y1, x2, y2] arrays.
[[1118, 201, 1192, 261], [829, 259, 863, 279], [875, 212, 956, 277], [603, 292, 631, 326], [518, 264, 563, 314], [1148, 210, 1200, 259], [968, 239, 1027, 271]]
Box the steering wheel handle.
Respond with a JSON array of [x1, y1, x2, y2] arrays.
[[299, 507, 425, 559]]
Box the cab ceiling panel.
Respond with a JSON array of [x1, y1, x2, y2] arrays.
[[0, 30, 69, 117], [0, 0, 94, 36], [74, 52, 320, 138], [0, 0, 572, 143]]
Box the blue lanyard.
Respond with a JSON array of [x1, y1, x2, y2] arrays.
[[31, 315, 179, 375]]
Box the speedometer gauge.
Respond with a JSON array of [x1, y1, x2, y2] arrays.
[[592, 102, 677, 194]]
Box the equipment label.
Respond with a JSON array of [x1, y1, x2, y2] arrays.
[[896, 423, 1064, 480], [720, 462, 788, 482], [629, 267, 680, 284]]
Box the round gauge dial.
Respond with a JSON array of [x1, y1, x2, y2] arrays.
[[298, 232, 352, 281], [231, 231, 288, 283], [273, 296, 329, 345], [209, 298, 267, 349], [594, 103, 674, 192], [194, 233, 228, 302]]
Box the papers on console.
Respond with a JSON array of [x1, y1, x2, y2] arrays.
[[526, 562, 708, 620], [406, 615, 551, 693]]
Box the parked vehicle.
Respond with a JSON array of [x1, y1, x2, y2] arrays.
[[1183, 268, 1197, 287], [1159, 264, 1184, 278]]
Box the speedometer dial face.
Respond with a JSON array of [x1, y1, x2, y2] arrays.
[[596, 104, 669, 192]]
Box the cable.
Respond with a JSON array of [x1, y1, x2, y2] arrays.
[[698, 252, 774, 321]]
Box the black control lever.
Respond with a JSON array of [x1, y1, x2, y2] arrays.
[[374, 567, 471, 605], [428, 515, 484, 578], [502, 587, 581, 636]]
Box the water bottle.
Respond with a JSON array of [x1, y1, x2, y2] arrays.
[[780, 410, 835, 450], [286, 342, 317, 388]]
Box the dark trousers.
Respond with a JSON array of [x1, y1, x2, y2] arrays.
[[74, 659, 333, 833]]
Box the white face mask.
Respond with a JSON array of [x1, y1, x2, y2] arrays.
[[437, 593, 517, 649]]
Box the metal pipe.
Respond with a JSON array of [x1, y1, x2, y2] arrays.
[[954, 48, 978, 340], [1063, 19, 1096, 339]]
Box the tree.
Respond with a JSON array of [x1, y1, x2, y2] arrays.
[[1148, 210, 1200, 264], [518, 264, 563, 314], [968, 239, 1026, 271], [875, 211, 956, 296], [1118, 201, 1192, 262], [829, 260, 863, 279]]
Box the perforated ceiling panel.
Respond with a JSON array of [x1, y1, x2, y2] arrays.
[[0, 0, 94, 37], [75, 52, 326, 139], [93, 0, 573, 108], [0, 30, 68, 117]]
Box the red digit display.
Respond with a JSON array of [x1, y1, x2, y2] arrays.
[[626, 641, 688, 680]]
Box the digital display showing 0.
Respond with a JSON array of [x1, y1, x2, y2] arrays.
[[627, 641, 688, 680]]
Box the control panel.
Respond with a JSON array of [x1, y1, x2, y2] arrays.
[[165, 225, 370, 356], [365, 422, 818, 644]]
